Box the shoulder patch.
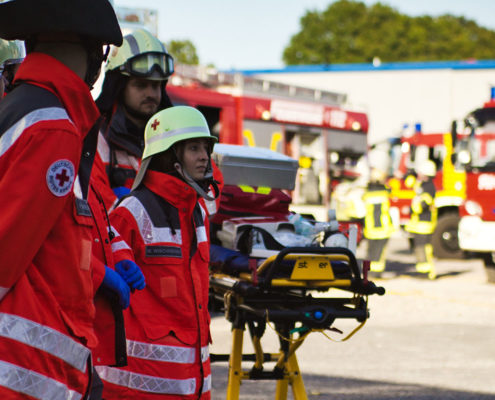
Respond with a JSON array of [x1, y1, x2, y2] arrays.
[[46, 159, 75, 197]]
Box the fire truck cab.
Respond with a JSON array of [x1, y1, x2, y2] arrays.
[[456, 88, 495, 282]]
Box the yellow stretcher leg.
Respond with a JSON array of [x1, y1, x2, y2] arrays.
[[226, 328, 244, 400]]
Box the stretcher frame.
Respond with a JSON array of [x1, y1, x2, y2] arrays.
[[209, 246, 385, 400]]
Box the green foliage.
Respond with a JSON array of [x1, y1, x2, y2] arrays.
[[166, 39, 199, 65], [283, 0, 495, 65]]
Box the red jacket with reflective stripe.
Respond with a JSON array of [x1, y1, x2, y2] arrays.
[[0, 53, 99, 398], [102, 170, 211, 399]]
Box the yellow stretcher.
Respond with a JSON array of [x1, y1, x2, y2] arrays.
[[209, 246, 385, 400]]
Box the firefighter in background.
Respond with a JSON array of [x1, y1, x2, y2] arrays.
[[0, 0, 123, 398], [0, 38, 24, 98], [363, 167, 394, 273], [92, 28, 175, 210], [405, 160, 438, 279], [96, 106, 218, 399]]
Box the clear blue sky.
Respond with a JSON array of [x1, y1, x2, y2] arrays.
[[114, 0, 495, 70]]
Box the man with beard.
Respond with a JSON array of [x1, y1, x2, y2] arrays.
[[92, 28, 174, 209]]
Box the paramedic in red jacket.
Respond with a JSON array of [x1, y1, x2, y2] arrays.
[[96, 106, 219, 399], [0, 0, 123, 398]]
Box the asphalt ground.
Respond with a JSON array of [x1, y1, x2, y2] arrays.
[[209, 231, 495, 399]]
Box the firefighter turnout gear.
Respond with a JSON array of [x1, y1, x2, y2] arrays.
[[363, 181, 394, 272], [0, 53, 100, 399], [96, 171, 212, 399], [405, 178, 437, 278]]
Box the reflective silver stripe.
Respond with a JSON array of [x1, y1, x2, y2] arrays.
[[0, 107, 73, 157], [120, 196, 182, 244], [147, 126, 210, 145], [0, 313, 89, 373], [95, 366, 196, 395], [127, 339, 195, 363], [111, 240, 131, 253], [0, 360, 82, 400], [201, 345, 210, 363], [97, 131, 110, 162], [202, 374, 212, 393], [0, 287, 8, 301], [196, 225, 208, 244]]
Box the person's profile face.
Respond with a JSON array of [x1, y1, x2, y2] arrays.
[[180, 138, 210, 181]]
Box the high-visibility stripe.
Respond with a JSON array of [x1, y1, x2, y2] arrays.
[[196, 225, 208, 244], [0, 287, 8, 302], [126, 340, 210, 364], [120, 196, 182, 245], [95, 366, 196, 395], [0, 360, 82, 400], [0, 313, 89, 373], [111, 239, 131, 253], [202, 374, 211, 393], [0, 107, 73, 158], [147, 126, 209, 145]]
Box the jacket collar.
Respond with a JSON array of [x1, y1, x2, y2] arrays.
[[14, 52, 100, 138], [143, 169, 197, 208]]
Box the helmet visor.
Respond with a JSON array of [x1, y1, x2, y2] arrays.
[[124, 52, 174, 79]]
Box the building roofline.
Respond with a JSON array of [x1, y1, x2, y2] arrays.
[[231, 59, 495, 75]]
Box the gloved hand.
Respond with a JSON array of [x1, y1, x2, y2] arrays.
[[115, 260, 146, 291], [102, 266, 130, 309], [113, 186, 131, 199]]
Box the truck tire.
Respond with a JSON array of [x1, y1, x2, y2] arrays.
[[431, 214, 464, 259], [482, 253, 495, 284]]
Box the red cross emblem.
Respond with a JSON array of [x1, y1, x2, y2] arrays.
[[55, 169, 70, 187], [151, 119, 160, 131]]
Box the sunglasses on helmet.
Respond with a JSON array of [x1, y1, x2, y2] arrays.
[[121, 52, 174, 80]]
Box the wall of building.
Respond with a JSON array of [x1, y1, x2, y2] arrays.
[[242, 61, 495, 145]]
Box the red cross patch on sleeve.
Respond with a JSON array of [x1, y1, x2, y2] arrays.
[[46, 159, 75, 197]]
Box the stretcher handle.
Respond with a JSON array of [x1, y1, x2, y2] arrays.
[[261, 246, 361, 289]]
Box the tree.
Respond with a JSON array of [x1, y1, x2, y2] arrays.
[[166, 39, 199, 65], [283, 0, 495, 65]]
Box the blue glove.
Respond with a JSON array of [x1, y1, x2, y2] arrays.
[[102, 266, 130, 309], [115, 260, 146, 291], [113, 186, 131, 199]]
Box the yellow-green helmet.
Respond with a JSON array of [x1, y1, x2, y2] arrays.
[[105, 28, 174, 80], [133, 106, 217, 190], [0, 39, 24, 66]]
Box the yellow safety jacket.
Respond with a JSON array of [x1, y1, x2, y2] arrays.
[[405, 180, 437, 235], [363, 184, 394, 240]]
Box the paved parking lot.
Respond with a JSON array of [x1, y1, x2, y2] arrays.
[[209, 231, 495, 399]]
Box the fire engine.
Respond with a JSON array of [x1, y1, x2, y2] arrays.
[[167, 65, 369, 220], [387, 125, 466, 259], [456, 88, 495, 282]]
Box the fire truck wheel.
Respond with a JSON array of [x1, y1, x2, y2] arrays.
[[431, 214, 464, 259]]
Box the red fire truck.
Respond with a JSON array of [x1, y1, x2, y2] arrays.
[[387, 125, 466, 259], [456, 88, 495, 282], [167, 68, 369, 219]]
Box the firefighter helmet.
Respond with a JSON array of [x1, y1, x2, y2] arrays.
[[0, 0, 122, 46], [133, 106, 217, 191], [106, 28, 174, 80], [417, 160, 437, 177]]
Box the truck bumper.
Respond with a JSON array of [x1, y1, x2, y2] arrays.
[[458, 216, 495, 252]]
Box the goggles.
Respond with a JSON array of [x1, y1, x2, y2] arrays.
[[120, 52, 174, 80]]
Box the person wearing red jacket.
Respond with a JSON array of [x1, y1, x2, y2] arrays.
[[0, 0, 123, 398], [96, 106, 219, 399]]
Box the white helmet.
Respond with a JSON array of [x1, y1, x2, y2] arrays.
[[417, 160, 436, 177]]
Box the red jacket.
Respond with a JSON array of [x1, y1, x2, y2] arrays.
[[0, 53, 99, 398], [97, 170, 212, 399]]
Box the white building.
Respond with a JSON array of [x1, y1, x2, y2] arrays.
[[238, 60, 495, 145]]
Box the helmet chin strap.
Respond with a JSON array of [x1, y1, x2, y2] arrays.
[[174, 162, 219, 201]]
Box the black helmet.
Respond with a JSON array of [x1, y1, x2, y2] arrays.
[[0, 0, 123, 46]]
